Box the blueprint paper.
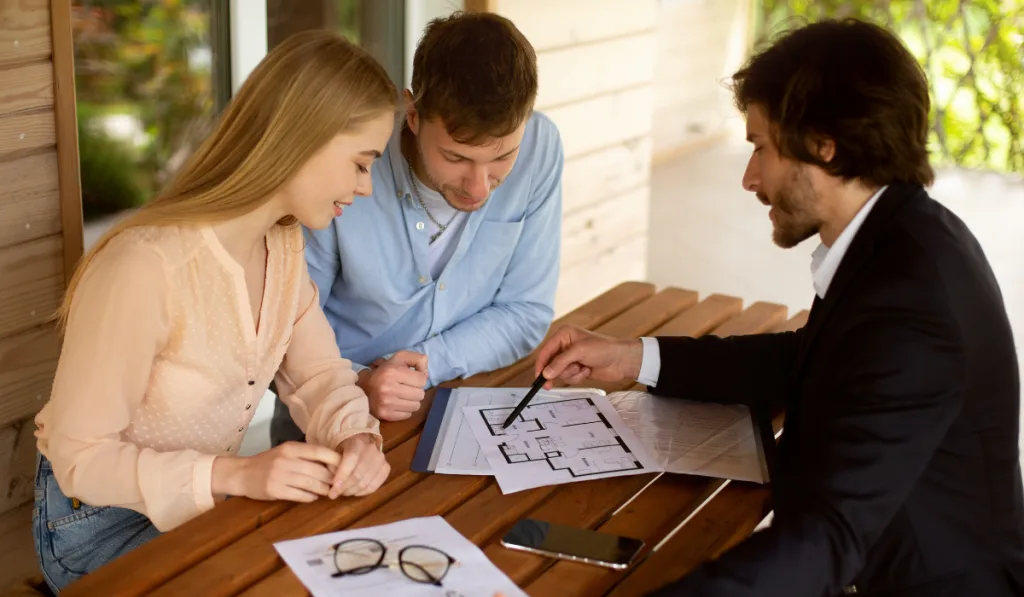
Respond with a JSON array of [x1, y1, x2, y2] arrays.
[[461, 393, 658, 493], [434, 387, 605, 475], [274, 515, 526, 597]]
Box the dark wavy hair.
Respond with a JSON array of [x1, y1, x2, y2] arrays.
[[732, 18, 935, 187]]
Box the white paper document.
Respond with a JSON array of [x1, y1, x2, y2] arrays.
[[609, 390, 769, 483], [273, 515, 526, 597], [434, 387, 605, 475], [461, 393, 660, 493]]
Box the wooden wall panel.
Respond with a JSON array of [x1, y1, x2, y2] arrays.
[[0, 61, 54, 115], [0, 1, 79, 587], [501, 0, 657, 51], [0, 110, 56, 160], [0, 234, 64, 338], [555, 236, 647, 316], [0, 325, 60, 429], [0, 150, 61, 248], [561, 136, 651, 216], [0, 0, 52, 68], [535, 33, 655, 110], [545, 85, 653, 160], [652, 0, 752, 157], [0, 420, 37, 514], [561, 186, 649, 270]]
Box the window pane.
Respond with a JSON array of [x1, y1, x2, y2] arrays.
[[266, 0, 403, 86], [267, 0, 361, 48], [72, 0, 225, 224]]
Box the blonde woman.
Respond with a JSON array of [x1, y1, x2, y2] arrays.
[[32, 31, 396, 593]]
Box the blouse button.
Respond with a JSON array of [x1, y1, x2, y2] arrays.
[[238, 427, 244, 433], [245, 404, 252, 410], [248, 380, 255, 386]]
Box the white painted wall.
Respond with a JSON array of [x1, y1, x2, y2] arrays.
[[404, 0, 464, 89], [228, 0, 269, 93]]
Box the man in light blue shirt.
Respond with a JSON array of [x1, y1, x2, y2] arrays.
[[271, 11, 562, 444]]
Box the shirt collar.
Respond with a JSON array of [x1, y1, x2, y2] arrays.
[[387, 120, 420, 210], [810, 185, 888, 299]]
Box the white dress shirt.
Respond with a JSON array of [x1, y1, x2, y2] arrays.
[[636, 186, 888, 386]]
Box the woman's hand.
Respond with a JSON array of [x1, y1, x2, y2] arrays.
[[328, 433, 390, 499], [212, 441, 342, 502]]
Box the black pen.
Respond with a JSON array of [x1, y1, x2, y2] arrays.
[[501, 373, 547, 429]]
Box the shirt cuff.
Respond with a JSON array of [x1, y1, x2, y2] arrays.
[[192, 453, 217, 512], [636, 337, 661, 387]]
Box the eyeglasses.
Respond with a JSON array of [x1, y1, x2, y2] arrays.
[[330, 538, 457, 586]]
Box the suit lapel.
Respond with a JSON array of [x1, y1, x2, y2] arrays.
[[795, 182, 924, 370]]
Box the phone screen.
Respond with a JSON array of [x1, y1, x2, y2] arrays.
[[500, 519, 644, 569]]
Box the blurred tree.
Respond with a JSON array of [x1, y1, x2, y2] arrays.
[[72, 0, 214, 218], [756, 0, 1024, 174]]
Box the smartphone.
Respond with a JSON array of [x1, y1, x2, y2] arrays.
[[500, 518, 644, 570]]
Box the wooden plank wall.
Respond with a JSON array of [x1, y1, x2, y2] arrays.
[[0, 0, 82, 590], [491, 0, 658, 316], [651, 0, 753, 162]]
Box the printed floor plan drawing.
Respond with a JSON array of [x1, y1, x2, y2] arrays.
[[476, 398, 644, 478]]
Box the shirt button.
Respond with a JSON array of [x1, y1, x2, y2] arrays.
[[418, 275, 427, 284], [238, 427, 244, 433], [247, 380, 254, 386], [396, 191, 402, 198], [439, 283, 446, 291], [416, 221, 425, 231], [245, 404, 251, 410], [226, 447, 232, 452]]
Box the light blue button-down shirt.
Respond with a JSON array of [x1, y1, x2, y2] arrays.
[[304, 111, 564, 387]]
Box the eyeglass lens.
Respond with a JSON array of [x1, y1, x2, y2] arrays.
[[333, 539, 385, 577], [399, 545, 453, 585]]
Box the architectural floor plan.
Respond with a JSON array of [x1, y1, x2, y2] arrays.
[[474, 397, 646, 481]]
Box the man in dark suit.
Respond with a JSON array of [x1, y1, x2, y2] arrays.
[[533, 18, 1024, 597]]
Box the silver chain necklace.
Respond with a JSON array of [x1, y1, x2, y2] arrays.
[[407, 161, 459, 245]]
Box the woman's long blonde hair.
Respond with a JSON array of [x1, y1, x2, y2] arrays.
[[57, 30, 398, 332]]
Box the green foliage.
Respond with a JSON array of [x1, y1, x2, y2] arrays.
[[77, 103, 146, 220], [73, 0, 214, 217], [756, 0, 1024, 174]]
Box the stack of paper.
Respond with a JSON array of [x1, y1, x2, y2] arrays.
[[414, 387, 770, 494]]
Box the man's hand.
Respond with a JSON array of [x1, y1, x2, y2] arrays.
[[357, 350, 429, 421], [329, 433, 390, 499], [534, 325, 643, 388]]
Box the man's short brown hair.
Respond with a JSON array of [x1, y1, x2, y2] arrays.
[[732, 18, 935, 187], [411, 11, 538, 144]]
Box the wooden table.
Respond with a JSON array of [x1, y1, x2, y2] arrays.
[[63, 282, 808, 597]]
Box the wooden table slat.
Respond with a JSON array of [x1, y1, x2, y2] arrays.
[[709, 301, 788, 338], [774, 309, 809, 333], [521, 301, 787, 596], [649, 293, 742, 338]]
